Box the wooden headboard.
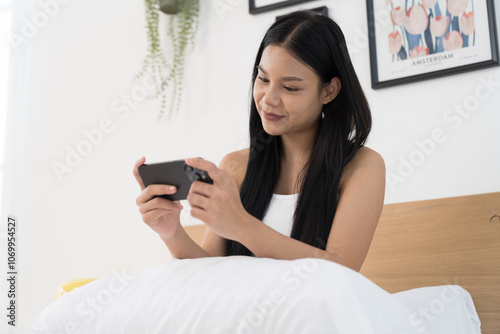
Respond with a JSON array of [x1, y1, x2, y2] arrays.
[[360, 192, 500, 334], [185, 192, 500, 334]]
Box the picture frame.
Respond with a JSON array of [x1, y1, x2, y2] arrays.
[[367, 0, 499, 89], [249, 0, 317, 15], [276, 6, 328, 21]]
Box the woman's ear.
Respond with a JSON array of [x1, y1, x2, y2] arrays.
[[322, 77, 341, 104]]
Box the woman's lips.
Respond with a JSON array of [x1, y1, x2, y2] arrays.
[[263, 110, 284, 121]]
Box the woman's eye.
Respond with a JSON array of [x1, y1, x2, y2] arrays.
[[257, 77, 299, 92]]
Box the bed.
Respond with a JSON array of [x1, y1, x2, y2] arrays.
[[31, 192, 500, 333]]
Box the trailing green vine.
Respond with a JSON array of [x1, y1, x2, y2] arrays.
[[134, 0, 199, 121]]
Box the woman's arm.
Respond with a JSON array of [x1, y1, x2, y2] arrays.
[[163, 149, 245, 259], [160, 227, 210, 259], [186, 147, 385, 272], [198, 149, 249, 256], [168, 151, 247, 258], [238, 147, 385, 272]]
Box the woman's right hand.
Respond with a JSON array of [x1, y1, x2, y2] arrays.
[[133, 157, 184, 239]]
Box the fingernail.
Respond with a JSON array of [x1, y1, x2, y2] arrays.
[[186, 158, 192, 164], [169, 186, 176, 191], [177, 203, 183, 210]]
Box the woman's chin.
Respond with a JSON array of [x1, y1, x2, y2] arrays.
[[261, 124, 282, 137]]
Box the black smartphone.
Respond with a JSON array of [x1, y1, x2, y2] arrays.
[[138, 159, 213, 201]]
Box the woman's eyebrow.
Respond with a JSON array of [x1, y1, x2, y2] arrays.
[[257, 65, 304, 82]]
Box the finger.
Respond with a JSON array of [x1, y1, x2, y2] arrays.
[[189, 180, 213, 197], [136, 184, 178, 205], [133, 157, 147, 190], [185, 157, 221, 184], [187, 192, 210, 210], [139, 197, 182, 215], [142, 208, 174, 224], [190, 207, 207, 222]]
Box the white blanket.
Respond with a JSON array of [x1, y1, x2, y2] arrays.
[[31, 256, 481, 334]]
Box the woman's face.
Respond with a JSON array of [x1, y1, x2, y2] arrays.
[[253, 45, 338, 137]]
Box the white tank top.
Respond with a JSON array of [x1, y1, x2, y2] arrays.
[[262, 193, 299, 237]]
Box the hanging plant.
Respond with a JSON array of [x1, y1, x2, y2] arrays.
[[134, 0, 200, 121]]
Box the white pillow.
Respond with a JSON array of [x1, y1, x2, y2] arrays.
[[392, 285, 481, 334], [31, 257, 479, 334]]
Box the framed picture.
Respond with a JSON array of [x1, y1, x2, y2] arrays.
[[367, 0, 499, 89], [249, 0, 317, 15], [276, 6, 328, 20]]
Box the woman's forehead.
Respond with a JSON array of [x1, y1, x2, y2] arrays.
[[259, 45, 318, 81]]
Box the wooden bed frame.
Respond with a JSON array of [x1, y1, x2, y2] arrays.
[[185, 192, 500, 334]]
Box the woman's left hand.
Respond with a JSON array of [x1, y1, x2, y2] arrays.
[[185, 157, 251, 241]]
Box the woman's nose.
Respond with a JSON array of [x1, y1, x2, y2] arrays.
[[262, 86, 280, 107]]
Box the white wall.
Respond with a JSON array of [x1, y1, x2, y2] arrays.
[[2, 0, 499, 332]]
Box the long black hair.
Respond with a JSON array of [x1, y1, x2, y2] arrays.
[[226, 10, 372, 256]]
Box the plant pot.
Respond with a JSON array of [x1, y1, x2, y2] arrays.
[[159, 0, 179, 14]]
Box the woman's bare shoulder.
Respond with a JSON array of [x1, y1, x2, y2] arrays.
[[349, 146, 384, 167], [339, 146, 385, 189], [219, 148, 250, 188]]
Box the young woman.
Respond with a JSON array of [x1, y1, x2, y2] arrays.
[[133, 10, 385, 272]]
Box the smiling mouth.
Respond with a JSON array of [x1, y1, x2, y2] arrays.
[[263, 110, 284, 121]]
